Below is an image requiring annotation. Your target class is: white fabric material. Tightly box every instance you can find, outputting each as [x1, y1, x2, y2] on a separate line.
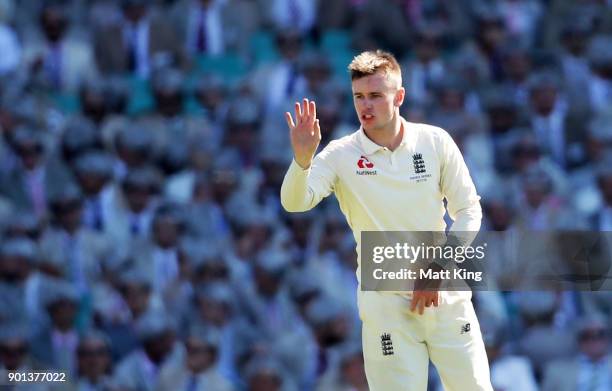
[123, 19, 150, 78]
[281, 119, 482, 284]
[186, 0, 225, 55]
[0, 23, 20, 74]
[281, 119, 490, 390]
[359, 290, 492, 391]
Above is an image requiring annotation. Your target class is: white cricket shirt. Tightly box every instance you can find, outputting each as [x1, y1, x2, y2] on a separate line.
[281, 118, 482, 289]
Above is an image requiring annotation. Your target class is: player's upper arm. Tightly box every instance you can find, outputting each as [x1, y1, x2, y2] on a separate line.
[437, 130, 482, 231]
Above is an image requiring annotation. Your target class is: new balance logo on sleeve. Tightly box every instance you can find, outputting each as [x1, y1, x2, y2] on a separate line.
[381, 333, 394, 356]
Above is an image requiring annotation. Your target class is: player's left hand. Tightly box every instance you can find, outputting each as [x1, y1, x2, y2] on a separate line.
[411, 264, 442, 314]
[410, 290, 439, 315]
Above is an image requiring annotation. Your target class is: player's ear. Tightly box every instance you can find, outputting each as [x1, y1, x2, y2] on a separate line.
[394, 86, 405, 107]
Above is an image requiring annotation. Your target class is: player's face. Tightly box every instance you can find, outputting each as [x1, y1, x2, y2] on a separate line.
[352, 72, 404, 132]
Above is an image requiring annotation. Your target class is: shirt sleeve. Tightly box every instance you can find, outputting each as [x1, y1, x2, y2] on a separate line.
[280, 145, 338, 213]
[438, 131, 482, 233]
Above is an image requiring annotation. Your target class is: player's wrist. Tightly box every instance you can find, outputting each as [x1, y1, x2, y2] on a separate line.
[294, 156, 312, 170]
[414, 264, 443, 291]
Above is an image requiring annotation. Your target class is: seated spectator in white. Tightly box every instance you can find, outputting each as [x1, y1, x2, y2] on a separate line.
[0, 238, 44, 325]
[112, 127, 156, 180]
[113, 310, 182, 391]
[498, 0, 542, 48]
[586, 35, 612, 115]
[514, 164, 580, 231]
[401, 25, 446, 108]
[481, 320, 538, 391]
[589, 157, 612, 231]
[241, 248, 302, 342]
[515, 291, 576, 378]
[59, 118, 103, 168]
[189, 282, 256, 386]
[559, 20, 593, 115]
[478, 87, 526, 175]
[351, 0, 412, 59]
[251, 28, 307, 115]
[2, 211, 42, 242]
[0, 322, 49, 391]
[526, 72, 576, 169]
[130, 205, 185, 295]
[39, 185, 116, 295]
[428, 76, 486, 140]
[192, 75, 228, 143]
[269, 0, 316, 37]
[136, 69, 214, 153]
[157, 326, 234, 391]
[77, 79, 123, 128]
[73, 330, 115, 390]
[455, 7, 508, 83]
[72, 151, 115, 232]
[105, 166, 161, 257]
[498, 43, 532, 108]
[316, 343, 368, 391]
[501, 132, 567, 207]
[243, 356, 297, 391]
[94, 0, 184, 79]
[170, 0, 230, 58]
[22, 0, 98, 92]
[568, 117, 612, 216]
[0, 0, 20, 76]
[299, 52, 334, 99]
[30, 279, 81, 376]
[97, 268, 163, 361]
[542, 315, 612, 391]
[1, 127, 73, 220]
[170, 173, 234, 252]
[299, 297, 353, 389]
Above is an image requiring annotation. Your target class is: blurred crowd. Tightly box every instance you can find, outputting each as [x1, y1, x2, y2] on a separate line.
[0, 0, 612, 390]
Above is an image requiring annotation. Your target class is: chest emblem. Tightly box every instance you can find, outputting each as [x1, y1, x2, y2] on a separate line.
[413, 153, 426, 174]
[357, 155, 374, 169]
[356, 155, 377, 176]
[410, 153, 431, 182]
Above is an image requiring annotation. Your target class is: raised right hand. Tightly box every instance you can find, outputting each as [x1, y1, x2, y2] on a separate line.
[285, 98, 321, 169]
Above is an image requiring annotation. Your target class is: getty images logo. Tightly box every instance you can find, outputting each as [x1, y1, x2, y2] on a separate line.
[356, 155, 377, 175]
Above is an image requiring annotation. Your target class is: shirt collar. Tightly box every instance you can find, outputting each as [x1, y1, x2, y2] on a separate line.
[357, 118, 410, 155]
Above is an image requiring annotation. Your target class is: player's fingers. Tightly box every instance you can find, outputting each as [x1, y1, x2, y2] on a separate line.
[418, 298, 425, 315]
[285, 112, 295, 130]
[303, 98, 310, 118]
[310, 100, 316, 123]
[410, 294, 418, 312]
[433, 293, 439, 307]
[295, 101, 302, 121]
[314, 119, 321, 138]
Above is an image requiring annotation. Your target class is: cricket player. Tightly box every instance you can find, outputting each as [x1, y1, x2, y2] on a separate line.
[280, 50, 493, 390]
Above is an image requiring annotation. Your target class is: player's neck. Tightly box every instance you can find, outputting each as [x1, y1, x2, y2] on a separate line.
[364, 114, 403, 151]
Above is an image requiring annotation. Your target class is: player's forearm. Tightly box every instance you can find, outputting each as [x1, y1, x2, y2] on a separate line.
[448, 201, 482, 234]
[280, 159, 317, 212]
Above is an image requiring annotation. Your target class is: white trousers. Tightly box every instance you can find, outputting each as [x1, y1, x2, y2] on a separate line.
[358, 291, 493, 391]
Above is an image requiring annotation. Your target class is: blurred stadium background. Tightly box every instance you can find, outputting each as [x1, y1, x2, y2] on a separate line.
[0, 0, 612, 390]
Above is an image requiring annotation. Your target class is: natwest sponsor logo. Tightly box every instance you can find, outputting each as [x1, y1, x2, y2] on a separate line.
[357, 155, 374, 169]
[356, 155, 377, 175]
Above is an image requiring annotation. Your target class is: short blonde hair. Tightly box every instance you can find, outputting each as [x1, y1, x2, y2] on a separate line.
[348, 50, 402, 85]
